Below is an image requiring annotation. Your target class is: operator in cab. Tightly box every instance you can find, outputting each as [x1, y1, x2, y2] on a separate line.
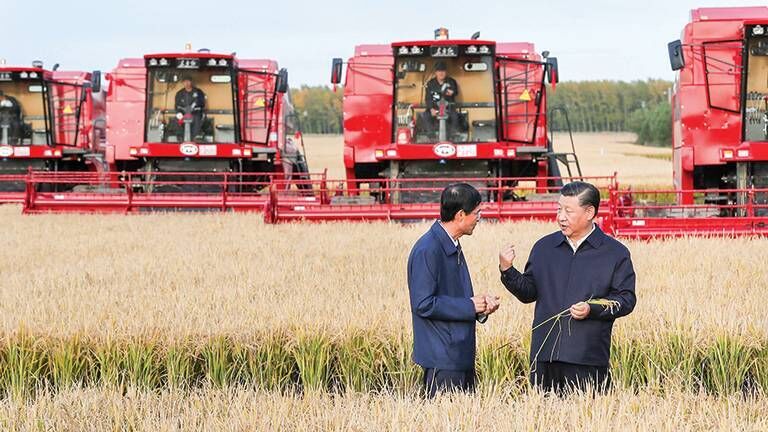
[419, 61, 460, 139]
[0, 90, 24, 145]
[174, 76, 206, 142]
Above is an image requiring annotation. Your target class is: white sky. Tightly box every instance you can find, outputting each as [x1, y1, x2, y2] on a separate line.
[4, 0, 767, 86]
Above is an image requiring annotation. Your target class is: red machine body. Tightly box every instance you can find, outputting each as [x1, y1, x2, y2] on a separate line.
[0, 66, 102, 173]
[104, 51, 302, 180]
[0, 64, 103, 201]
[670, 7, 768, 200]
[332, 32, 560, 193]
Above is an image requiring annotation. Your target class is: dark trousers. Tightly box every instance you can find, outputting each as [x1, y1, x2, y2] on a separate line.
[530, 361, 611, 394]
[422, 367, 475, 398]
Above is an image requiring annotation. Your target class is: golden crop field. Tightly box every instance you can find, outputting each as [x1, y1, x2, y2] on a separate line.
[0, 134, 765, 430]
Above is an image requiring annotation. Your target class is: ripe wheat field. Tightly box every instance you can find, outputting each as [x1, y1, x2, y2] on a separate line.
[0, 134, 765, 430]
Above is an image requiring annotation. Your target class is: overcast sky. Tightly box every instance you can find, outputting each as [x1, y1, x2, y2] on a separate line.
[4, 0, 767, 86]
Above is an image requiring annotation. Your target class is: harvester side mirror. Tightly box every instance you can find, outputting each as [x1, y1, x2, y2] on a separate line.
[331, 58, 343, 85]
[668, 40, 685, 71]
[276, 68, 289, 93]
[90, 70, 102, 93]
[546, 57, 559, 84]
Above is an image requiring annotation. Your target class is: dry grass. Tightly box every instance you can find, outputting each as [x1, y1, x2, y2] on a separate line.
[303, 132, 673, 187]
[0, 205, 764, 340]
[0, 387, 765, 431]
[0, 133, 759, 424]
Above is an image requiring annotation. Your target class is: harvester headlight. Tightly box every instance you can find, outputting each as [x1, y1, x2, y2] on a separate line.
[159, 58, 168, 66]
[53, 150, 61, 157]
[20, 72, 28, 78]
[139, 148, 150, 155]
[29, 72, 38, 79]
[466, 45, 478, 54]
[479, 45, 490, 54]
[232, 148, 242, 156]
[375, 150, 384, 158]
[218, 59, 227, 66]
[386, 149, 398, 157]
[149, 59, 158, 66]
[411, 46, 422, 54]
[754, 25, 765, 36]
[129, 148, 138, 156]
[722, 149, 734, 159]
[737, 149, 750, 158]
[506, 148, 516, 157]
[399, 46, 409, 55]
[43, 149, 53, 157]
[208, 59, 217, 66]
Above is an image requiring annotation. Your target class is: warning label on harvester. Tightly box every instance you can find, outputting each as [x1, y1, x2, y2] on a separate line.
[519, 89, 531, 101]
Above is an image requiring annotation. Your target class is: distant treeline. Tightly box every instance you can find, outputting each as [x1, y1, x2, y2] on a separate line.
[291, 79, 673, 146]
[548, 79, 673, 147]
[290, 86, 343, 134]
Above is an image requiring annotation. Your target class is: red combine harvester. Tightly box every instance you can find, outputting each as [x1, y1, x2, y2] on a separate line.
[0, 61, 103, 202]
[605, 6, 768, 237]
[21, 49, 311, 213]
[105, 49, 305, 188]
[259, 29, 599, 223]
[328, 28, 576, 203]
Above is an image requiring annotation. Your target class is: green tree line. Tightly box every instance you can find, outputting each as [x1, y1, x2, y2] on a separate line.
[548, 79, 673, 146]
[292, 80, 673, 146]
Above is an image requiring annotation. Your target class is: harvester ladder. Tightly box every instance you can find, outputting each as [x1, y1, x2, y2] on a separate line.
[547, 106, 583, 178]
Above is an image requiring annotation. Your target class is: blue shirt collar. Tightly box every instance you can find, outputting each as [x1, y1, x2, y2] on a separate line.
[430, 221, 460, 256]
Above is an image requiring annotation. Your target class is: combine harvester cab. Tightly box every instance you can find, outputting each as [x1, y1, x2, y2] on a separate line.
[0, 61, 102, 203]
[329, 29, 576, 201]
[606, 6, 768, 238]
[24, 49, 311, 213]
[266, 29, 610, 223]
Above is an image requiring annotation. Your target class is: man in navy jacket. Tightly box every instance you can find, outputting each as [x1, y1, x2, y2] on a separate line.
[408, 183, 500, 397]
[500, 181, 636, 394]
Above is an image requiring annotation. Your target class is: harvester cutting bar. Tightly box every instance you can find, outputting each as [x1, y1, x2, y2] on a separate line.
[265, 175, 618, 223]
[20, 171, 325, 214]
[0, 174, 28, 204]
[603, 187, 768, 239]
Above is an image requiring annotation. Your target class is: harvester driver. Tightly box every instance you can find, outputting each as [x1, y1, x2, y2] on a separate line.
[174, 76, 206, 142]
[419, 61, 460, 140]
[0, 90, 23, 145]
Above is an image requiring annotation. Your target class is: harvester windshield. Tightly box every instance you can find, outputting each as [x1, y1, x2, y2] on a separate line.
[393, 45, 496, 144]
[144, 57, 237, 144]
[0, 71, 86, 147]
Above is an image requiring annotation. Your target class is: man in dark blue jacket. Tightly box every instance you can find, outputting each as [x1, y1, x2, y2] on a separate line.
[499, 181, 636, 394]
[408, 183, 500, 398]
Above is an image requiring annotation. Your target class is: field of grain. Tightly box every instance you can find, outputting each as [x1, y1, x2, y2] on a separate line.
[2, 388, 766, 431]
[302, 132, 673, 186]
[0, 133, 763, 429]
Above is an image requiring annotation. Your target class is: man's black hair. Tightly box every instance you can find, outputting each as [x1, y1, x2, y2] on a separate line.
[440, 183, 481, 222]
[560, 181, 600, 216]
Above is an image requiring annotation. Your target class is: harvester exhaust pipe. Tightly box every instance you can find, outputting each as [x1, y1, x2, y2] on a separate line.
[1, 125, 8, 145]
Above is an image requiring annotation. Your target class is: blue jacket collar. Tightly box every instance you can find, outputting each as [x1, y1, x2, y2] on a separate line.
[430, 221, 460, 256]
[554, 223, 605, 249]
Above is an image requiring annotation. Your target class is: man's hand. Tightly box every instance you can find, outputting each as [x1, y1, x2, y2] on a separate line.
[471, 295, 488, 314]
[484, 295, 500, 315]
[570, 301, 590, 320]
[499, 245, 516, 271]
[430, 108, 438, 116]
[445, 88, 454, 97]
